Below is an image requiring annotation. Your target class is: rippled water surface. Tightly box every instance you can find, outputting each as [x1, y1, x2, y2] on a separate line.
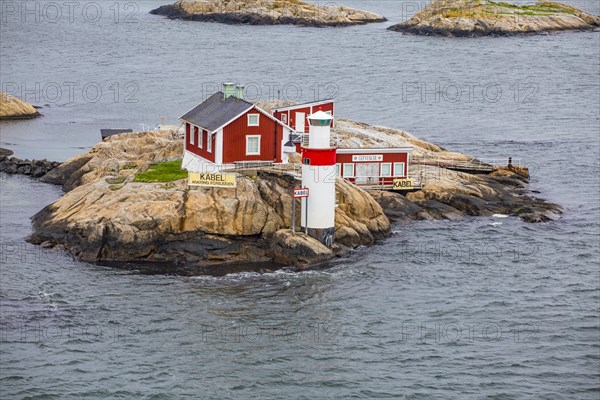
[1, 1, 599, 398]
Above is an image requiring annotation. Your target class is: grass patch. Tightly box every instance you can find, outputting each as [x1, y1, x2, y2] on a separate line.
[487, 1, 575, 14]
[133, 160, 187, 183]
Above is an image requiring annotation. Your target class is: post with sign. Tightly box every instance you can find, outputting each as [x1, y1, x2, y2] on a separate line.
[292, 188, 309, 234]
[392, 178, 414, 191]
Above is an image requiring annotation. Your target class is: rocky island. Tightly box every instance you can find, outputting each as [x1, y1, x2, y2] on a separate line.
[150, 0, 387, 27]
[25, 111, 561, 271]
[388, 0, 600, 37]
[0, 92, 41, 120]
[29, 131, 389, 269]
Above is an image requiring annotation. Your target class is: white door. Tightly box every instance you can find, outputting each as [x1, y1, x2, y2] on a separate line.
[355, 163, 379, 184]
[295, 112, 305, 133]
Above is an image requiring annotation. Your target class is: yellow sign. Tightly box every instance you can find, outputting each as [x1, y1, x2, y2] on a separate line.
[189, 172, 237, 188]
[393, 178, 414, 190]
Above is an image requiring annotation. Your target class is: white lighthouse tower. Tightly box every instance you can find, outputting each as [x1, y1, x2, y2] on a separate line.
[301, 111, 336, 247]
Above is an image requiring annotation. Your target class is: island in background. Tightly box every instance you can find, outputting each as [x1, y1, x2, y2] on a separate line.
[150, 0, 387, 27]
[388, 0, 600, 37]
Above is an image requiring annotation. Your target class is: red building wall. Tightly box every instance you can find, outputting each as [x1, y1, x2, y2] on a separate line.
[335, 152, 409, 185]
[222, 108, 284, 164]
[185, 122, 216, 163]
[274, 101, 335, 133]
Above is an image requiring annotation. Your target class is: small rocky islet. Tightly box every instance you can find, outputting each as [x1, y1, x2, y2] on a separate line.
[19, 110, 561, 271]
[0, 92, 41, 120]
[388, 0, 600, 36]
[150, 0, 387, 27]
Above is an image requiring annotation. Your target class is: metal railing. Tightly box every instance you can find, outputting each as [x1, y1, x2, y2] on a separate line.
[298, 131, 339, 148]
[219, 161, 302, 180]
[343, 176, 423, 191]
[411, 156, 495, 173]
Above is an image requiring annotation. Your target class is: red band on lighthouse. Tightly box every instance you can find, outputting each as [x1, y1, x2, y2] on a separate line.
[302, 148, 336, 166]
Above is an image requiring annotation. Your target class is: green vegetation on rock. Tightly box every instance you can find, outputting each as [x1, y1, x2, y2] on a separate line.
[488, 1, 574, 14]
[133, 160, 187, 183]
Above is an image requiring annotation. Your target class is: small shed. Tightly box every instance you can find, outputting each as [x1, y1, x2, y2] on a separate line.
[100, 129, 133, 140]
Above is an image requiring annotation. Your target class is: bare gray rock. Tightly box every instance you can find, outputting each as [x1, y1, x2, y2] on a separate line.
[389, 0, 600, 37]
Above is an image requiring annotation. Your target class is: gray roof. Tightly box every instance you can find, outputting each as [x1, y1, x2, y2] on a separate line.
[180, 92, 254, 132]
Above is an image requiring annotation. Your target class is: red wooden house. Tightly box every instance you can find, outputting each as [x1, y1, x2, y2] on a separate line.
[180, 83, 295, 172]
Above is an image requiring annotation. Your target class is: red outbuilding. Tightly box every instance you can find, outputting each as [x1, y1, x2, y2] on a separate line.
[335, 148, 413, 187]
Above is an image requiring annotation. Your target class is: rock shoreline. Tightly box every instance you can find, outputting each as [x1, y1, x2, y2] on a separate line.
[150, 0, 387, 27]
[388, 0, 600, 37]
[0, 148, 61, 178]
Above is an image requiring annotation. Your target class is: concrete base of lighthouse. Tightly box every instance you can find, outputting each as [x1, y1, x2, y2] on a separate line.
[301, 226, 335, 247]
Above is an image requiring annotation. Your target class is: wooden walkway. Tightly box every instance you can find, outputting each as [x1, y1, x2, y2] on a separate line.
[411, 157, 495, 174]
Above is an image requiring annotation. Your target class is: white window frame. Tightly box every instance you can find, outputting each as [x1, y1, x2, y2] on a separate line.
[207, 132, 212, 153]
[190, 125, 195, 145]
[281, 114, 287, 124]
[198, 128, 203, 149]
[343, 163, 355, 178]
[246, 135, 261, 156]
[393, 162, 405, 177]
[247, 114, 260, 127]
[335, 163, 341, 177]
[380, 162, 392, 177]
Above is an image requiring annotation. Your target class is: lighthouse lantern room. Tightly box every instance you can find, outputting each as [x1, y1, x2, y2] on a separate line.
[301, 111, 337, 247]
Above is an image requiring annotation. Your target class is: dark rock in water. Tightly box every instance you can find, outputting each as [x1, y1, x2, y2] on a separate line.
[0, 149, 61, 178]
[0, 148, 14, 157]
[367, 190, 432, 221]
[150, 4, 188, 19]
[416, 199, 466, 221]
[519, 209, 562, 223]
[270, 229, 334, 268]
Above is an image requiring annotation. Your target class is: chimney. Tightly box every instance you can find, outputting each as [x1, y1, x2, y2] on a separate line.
[222, 82, 235, 100]
[235, 85, 244, 100]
